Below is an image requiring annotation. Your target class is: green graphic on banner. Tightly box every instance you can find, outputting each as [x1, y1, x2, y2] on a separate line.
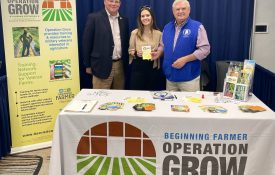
[77, 156, 156, 175]
[42, 0, 72, 21]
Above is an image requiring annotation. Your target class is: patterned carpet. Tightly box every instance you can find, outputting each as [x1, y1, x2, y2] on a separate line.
[0, 148, 50, 175]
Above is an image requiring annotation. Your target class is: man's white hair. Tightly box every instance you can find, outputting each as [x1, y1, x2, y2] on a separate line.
[172, 0, 190, 8]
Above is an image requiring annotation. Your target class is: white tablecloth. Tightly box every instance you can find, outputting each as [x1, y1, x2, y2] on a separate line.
[49, 89, 275, 175]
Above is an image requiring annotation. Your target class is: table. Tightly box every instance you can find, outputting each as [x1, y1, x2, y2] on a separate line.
[49, 89, 275, 175]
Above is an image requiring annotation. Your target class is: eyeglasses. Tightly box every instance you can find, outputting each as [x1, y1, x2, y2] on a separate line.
[140, 5, 151, 11]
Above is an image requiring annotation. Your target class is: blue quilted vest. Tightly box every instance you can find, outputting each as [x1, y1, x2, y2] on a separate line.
[162, 17, 201, 82]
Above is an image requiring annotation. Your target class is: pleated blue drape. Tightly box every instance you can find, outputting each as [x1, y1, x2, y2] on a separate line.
[253, 65, 275, 111]
[0, 75, 11, 158]
[0, 7, 6, 76]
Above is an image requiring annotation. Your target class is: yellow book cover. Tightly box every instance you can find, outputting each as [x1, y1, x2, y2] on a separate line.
[142, 45, 152, 60]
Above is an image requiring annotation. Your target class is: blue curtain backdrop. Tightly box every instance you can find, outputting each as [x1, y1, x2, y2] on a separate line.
[0, 7, 6, 76]
[0, 0, 254, 90]
[76, 0, 254, 90]
[0, 75, 11, 158]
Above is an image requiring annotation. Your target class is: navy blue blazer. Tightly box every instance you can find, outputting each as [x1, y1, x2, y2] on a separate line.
[83, 9, 129, 79]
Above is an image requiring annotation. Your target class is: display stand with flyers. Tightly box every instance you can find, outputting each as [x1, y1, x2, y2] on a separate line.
[222, 60, 255, 101]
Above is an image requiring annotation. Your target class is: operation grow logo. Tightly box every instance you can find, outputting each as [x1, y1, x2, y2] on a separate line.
[76, 121, 156, 175]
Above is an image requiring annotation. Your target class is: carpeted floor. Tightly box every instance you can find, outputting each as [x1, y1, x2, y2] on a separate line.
[0, 147, 51, 175]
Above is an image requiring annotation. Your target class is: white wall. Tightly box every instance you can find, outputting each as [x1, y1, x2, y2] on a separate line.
[252, 0, 275, 73]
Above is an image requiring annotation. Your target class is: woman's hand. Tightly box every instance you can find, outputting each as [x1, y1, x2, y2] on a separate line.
[129, 50, 135, 57]
[136, 51, 143, 57]
[151, 48, 164, 61]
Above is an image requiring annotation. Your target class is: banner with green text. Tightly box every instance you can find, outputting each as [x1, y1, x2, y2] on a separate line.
[1, 0, 80, 153]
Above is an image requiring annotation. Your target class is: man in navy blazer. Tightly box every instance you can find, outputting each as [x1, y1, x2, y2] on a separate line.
[83, 0, 129, 89]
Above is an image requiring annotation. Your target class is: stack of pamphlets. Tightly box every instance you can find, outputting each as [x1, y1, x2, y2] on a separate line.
[133, 103, 155, 111]
[239, 105, 266, 113]
[199, 105, 227, 113]
[185, 96, 202, 103]
[171, 105, 190, 112]
[98, 102, 124, 111]
[151, 91, 175, 100]
[125, 97, 146, 103]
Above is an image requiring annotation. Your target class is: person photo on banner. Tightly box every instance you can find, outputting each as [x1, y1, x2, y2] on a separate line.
[128, 5, 162, 90]
[20, 29, 33, 57]
[152, 0, 210, 92]
[83, 0, 129, 89]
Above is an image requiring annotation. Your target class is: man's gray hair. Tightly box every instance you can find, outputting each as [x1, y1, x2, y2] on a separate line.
[172, 0, 190, 8]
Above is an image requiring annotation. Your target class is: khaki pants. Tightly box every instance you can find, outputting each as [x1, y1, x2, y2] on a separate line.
[166, 76, 200, 92]
[92, 60, 125, 89]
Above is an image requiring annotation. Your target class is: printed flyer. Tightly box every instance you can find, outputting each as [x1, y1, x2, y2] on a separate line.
[1, 0, 80, 152]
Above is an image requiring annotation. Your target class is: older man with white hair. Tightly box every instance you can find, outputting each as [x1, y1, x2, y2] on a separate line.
[153, 0, 210, 92]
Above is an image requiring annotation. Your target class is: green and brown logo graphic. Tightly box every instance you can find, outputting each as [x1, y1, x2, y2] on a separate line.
[42, 0, 72, 21]
[77, 121, 156, 175]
